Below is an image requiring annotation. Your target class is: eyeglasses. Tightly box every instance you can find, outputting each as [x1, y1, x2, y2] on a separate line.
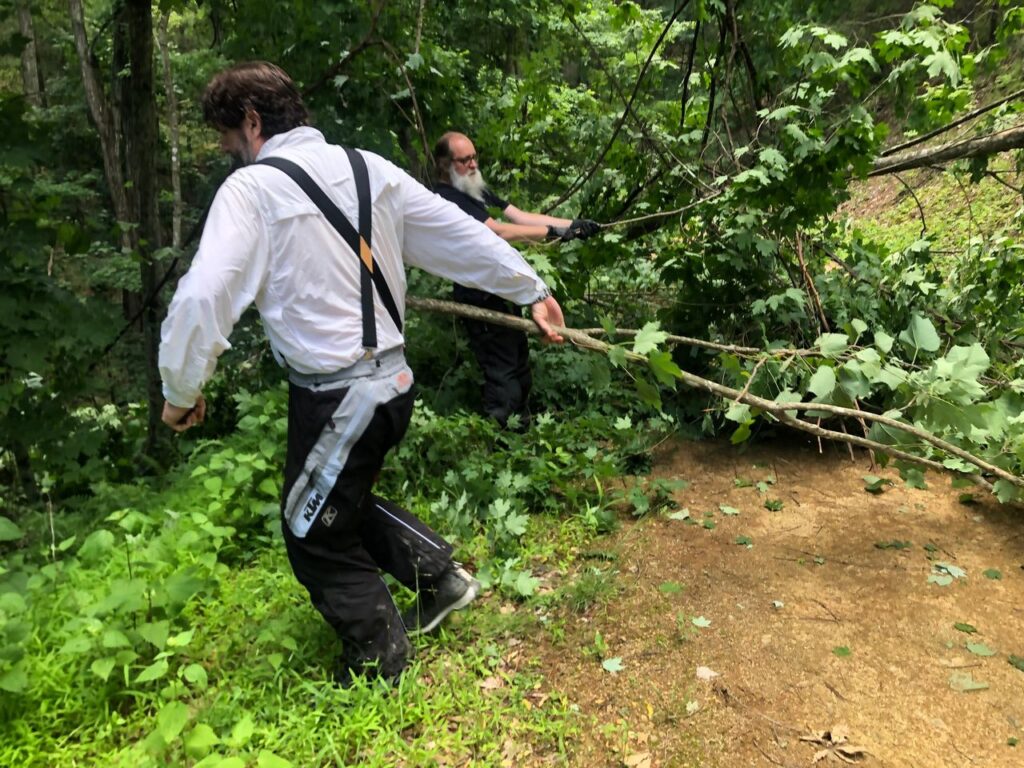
[451, 153, 478, 166]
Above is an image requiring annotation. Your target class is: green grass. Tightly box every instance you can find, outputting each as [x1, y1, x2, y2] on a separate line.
[0, 393, 662, 767]
[3, 544, 584, 767]
[844, 158, 1023, 261]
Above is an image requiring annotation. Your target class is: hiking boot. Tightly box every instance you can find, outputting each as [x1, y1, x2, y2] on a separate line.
[403, 564, 480, 636]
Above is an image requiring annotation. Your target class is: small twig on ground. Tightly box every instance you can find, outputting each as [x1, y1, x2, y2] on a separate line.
[811, 599, 842, 623]
[752, 738, 796, 768]
[824, 681, 848, 702]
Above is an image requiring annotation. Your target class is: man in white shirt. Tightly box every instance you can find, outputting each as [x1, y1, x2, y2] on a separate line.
[159, 62, 565, 685]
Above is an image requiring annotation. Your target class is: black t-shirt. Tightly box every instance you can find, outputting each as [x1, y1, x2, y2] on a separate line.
[434, 183, 510, 223]
[434, 183, 517, 308]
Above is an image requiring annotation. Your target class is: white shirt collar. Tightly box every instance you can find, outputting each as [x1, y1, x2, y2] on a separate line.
[256, 126, 327, 160]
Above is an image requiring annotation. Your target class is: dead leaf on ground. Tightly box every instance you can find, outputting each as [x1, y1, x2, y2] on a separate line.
[695, 665, 719, 681]
[479, 676, 505, 691]
[799, 725, 869, 764]
[623, 752, 652, 768]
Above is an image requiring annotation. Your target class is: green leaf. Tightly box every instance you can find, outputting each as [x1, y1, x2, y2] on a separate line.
[953, 622, 978, 634]
[832, 646, 852, 658]
[602, 657, 624, 673]
[764, 499, 784, 512]
[513, 571, 540, 597]
[91, 657, 117, 681]
[807, 366, 837, 398]
[102, 629, 131, 649]
[227, 715, 255, 749]
[659, 581, 684, 595]
[773, 389, 802, 417]
[719, 504, 740, 516]
[504, 511, 529, 536]
[607, 346, 627, 368]
[823, 31, 847, 49]
[935, 563, 967, 579]
[874, 330, 894, 354]
[735, 535, 753, 547]
[923, 50, 960, 84]
[725, 402, 751, 423]
[899, 315, 940, 354]
[258, 753, 295, 768]
[0, 665, 28, 693]
[729, 421, 752, 445]
[156, 701, 191, 743]
[184, 724, 220, 760]
[966, 642, 996, 657]
[993, 480, 1020, 504]
[1010, 656, 1024, 673]
[165, 567, 207, 610]
[983, 569, 1002, 580]
[691, 616, 711, 628]
[139, 621, 170, 650]
[182, 663, 208, 689]
[648, 350, 682, 386]
[0, 516, 24, 542]
[863, 475, 888, 494]
[632, 322, 668, 355]
[136, 658, 169, 683]
[167, 629, 195, 648]
[949, 672, 989, 692]
[79, 529, 116, 562]
[815, 333, 849, 358]
[634, 378, 662, 411]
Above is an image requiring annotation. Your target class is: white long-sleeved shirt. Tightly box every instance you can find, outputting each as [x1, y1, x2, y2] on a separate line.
[159, 127, 549, 407]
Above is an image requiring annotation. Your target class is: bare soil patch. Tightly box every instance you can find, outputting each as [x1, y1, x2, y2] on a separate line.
[535, 437, 1024, 767]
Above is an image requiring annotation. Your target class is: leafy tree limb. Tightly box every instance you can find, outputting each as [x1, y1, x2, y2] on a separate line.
[407, 296, 1021, 494]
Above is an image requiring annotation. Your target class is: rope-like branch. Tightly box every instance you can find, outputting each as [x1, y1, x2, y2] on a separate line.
[406, 296, 1023, 493]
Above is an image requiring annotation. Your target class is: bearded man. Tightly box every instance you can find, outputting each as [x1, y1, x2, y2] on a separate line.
[432, 131, 600, 427]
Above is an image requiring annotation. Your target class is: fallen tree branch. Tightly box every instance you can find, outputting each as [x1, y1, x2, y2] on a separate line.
[868, 123, 1024, 177]
[407, 296, 1020, 494]
[880, 86, 1024, 157]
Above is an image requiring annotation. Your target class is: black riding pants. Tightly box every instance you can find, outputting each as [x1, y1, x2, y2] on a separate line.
[453, 284, 532, 427]
[280, 356, 452, 678]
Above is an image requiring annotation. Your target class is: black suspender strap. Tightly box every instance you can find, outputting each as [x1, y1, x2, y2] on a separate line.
[257, 150, 403, 351]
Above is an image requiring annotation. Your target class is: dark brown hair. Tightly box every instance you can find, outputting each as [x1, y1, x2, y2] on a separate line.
[202, 61, 309, 138]
[432, 131, 460, 183]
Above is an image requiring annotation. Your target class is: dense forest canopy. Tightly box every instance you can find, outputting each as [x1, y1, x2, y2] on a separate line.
[0, 1, 1022, 760]
[3, 0, 1021, 496]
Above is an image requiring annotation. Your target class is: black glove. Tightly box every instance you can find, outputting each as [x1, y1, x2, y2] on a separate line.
[569, 219, 601, 240]
[546, 224, 572, 241]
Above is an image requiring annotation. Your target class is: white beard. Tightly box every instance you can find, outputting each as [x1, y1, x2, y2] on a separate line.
[451, 169, 488, 202]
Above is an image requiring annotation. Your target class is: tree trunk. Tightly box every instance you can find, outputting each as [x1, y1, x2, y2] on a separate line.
[157, 14, 182, 249]
[121, 0, 166, 455]
[16, 1, 44, 107]
[69, 0, 129, 230]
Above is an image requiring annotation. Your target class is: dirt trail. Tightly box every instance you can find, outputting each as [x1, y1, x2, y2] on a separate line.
[536, 437, 1024, 767]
